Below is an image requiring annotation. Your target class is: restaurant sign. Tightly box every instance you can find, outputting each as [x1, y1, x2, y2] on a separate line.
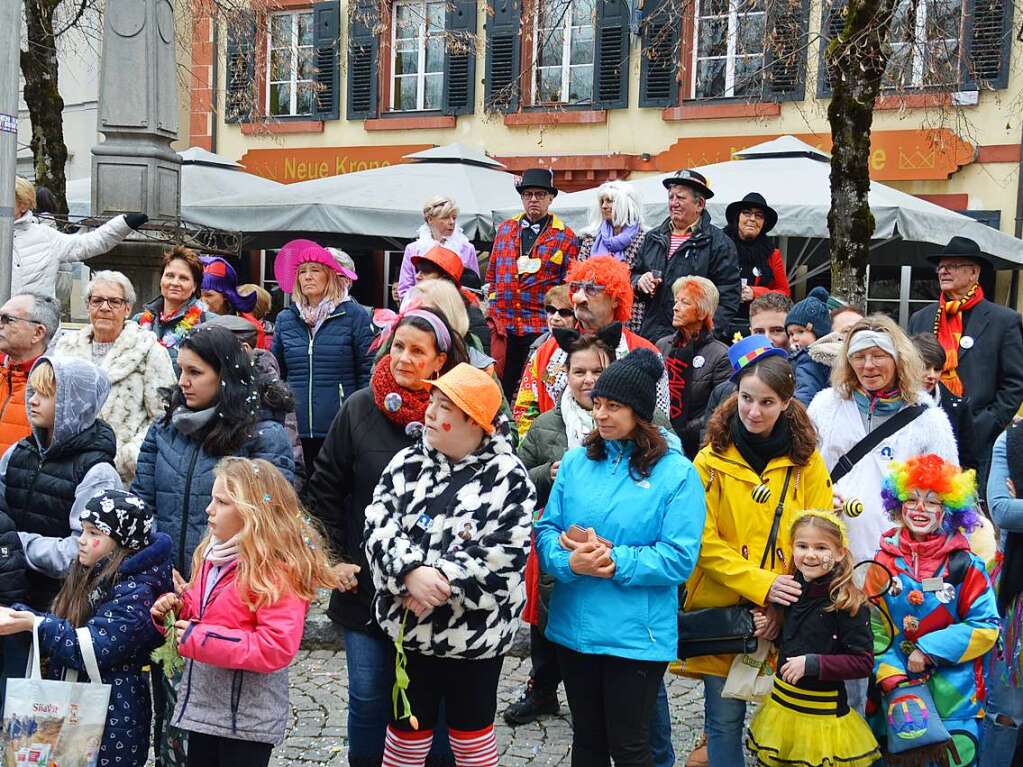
[238, 144, 433, 184]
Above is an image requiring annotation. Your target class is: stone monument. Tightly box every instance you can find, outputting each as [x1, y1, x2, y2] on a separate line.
[88, 0, 182, 310]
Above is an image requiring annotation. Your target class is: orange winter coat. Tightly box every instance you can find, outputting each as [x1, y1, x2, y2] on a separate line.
[0, 355, 39, 456]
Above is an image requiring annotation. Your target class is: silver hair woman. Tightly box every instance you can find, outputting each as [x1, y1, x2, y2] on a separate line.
[578, 180, 647, 331]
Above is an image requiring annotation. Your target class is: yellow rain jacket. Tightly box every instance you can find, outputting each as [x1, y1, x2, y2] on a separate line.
[676, 442, 833, 678]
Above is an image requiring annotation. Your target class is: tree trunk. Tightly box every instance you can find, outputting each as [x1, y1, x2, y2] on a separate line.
[825, 0, 902, 310]
[20, 0, 69, 215]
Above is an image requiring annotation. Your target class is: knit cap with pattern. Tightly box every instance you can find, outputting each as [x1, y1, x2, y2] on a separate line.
[785, 286, 833, 337]
[590, 347, 664, 422]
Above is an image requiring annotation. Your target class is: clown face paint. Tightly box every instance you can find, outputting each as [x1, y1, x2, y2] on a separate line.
[901, 490, 945, 538]
[791, 524, 844, 582]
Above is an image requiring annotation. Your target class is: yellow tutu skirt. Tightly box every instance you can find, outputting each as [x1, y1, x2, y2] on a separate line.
[746, 678, 880, 767]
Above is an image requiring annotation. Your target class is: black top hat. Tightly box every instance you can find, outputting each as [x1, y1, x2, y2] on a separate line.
[661, 169, 714, 199]
[925, 236, 991, 267]
[515, 168, 558, 197]
[725, 192, 778, 235]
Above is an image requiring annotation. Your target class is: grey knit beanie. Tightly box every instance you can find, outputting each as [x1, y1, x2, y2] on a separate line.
[590, 348, 663, 422]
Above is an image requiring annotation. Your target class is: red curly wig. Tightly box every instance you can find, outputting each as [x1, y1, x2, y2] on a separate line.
[566, 255, 633, 324]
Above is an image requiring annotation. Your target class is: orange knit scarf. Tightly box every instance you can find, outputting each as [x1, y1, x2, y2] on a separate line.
[932, 283, 983, 396]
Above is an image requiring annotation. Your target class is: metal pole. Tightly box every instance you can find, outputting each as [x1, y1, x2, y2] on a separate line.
[0, 2, 21, 305]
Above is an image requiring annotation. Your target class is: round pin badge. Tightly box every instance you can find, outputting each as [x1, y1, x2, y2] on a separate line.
[384, 392, 403, 412]
[936, 583, 956, 604]
[693, 355, 706, 369]
[752, 267, 761, 277]
[960, 336, 974, 350]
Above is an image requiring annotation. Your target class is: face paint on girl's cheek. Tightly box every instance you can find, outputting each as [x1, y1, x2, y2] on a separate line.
[820, 551, 834, 571]
[92, 540, 100, 549]
[441, 422, 452, 432]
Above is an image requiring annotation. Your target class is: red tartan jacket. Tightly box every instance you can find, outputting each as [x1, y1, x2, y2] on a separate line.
[486, 214, 578, 336]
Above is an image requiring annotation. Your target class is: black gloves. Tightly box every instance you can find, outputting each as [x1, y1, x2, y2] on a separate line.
[124, 212, 149, 230]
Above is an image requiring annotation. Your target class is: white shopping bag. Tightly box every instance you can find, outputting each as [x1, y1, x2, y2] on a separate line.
[721, 638, 774, 702]
[2, 618, 111, 767]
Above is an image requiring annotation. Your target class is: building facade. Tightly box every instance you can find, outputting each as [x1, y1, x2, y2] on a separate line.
[186, 0, 1020, 314]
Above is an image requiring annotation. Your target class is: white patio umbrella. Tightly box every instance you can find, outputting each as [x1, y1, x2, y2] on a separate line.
[541, 136, 1023, 270]
[179, 143, 521, 246]
[65, 146, 286, 219]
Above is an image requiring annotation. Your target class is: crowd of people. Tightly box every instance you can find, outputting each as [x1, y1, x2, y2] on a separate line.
[3, 167, 1023, 767]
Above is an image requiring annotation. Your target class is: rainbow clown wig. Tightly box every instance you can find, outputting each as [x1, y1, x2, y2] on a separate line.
[566, 255, 633, 324]
[880, 453, 980, 535]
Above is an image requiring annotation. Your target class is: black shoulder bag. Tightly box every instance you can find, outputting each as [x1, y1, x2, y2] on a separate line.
[677, 467, 793, 659]
[829, 404, 927, 483]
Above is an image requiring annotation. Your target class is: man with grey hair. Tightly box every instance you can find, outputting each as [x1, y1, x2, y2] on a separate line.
[54, 270, 174, 482]
[0, 292, 60, 455]
[633, 169, 741, 344]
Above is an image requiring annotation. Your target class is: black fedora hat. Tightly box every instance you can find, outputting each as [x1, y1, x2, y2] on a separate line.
[725, 192, 778, 235]
[661, 169, 714, 199]
[515, 168, 558, 197]
[925, 236, 992, 267]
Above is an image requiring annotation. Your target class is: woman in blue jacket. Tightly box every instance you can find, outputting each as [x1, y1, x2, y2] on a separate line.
[536, 348, 705, 767]
[272, 240, 373, 475]
[130, 325, 294, 765]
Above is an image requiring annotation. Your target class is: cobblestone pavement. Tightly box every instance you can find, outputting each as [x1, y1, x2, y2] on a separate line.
[276, 649, 708, 766]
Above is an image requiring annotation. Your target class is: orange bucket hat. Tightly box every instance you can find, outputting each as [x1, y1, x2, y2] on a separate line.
[424, 363, 502, 433]
[411, 245, 464, 284]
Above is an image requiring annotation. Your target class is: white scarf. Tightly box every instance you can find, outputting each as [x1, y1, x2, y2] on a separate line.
[413, 223, 472, 258]
[560, 386, 595, 449]
[204, 534, 241, 567]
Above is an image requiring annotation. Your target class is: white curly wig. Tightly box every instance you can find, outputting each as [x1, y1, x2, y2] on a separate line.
[582, 179, 645, 236]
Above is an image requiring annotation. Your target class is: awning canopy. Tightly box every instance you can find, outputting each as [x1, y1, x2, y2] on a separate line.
[541, 136, 1023, 269]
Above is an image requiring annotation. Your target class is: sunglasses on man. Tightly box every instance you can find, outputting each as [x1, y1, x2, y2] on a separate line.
[545, 305, 575, 318]
[568, 280, 607, 298]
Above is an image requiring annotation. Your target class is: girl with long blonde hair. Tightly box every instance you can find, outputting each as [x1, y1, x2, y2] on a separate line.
[151, 457, 336, 767]
[745, 510, 879, 767]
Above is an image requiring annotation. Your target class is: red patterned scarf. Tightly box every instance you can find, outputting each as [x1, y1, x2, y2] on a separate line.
[371, 355, 431, 428]
[933, 283, 983, 396]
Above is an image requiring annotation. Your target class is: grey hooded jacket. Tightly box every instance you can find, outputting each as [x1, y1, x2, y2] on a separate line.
[0, 356, 123, 578]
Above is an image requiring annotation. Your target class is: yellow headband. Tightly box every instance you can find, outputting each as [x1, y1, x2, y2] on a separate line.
[792, 509, 849, 548]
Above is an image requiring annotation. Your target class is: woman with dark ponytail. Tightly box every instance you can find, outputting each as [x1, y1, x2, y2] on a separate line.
[678, 335, 832, 765]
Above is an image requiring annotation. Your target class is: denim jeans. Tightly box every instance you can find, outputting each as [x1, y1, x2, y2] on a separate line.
[650, 680, 676, 767]
[701, 675, 747, 767]
[980, 665, 1023, 767]
[343, 628, 452, 766]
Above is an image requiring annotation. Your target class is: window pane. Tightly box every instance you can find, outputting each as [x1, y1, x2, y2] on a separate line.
[733, 55, 763, 95]
[298, 48, 316, 80]
[927, 0, 962, 40]
[697, 17, 728, 58]
[425, 73, 443, 109]
[297, 12, 314, 46]
[270, 49, 293, 81]
[538, 30, 564, 67]
[695, 58, 726, 97]
[394, 75, 419, 109]
[395, 48, 419, 76]
[426, 35, 445, 72]
[296, 83, 315, 114]
[537, 67, 562, 101]
[736, 0, 764, 12]
[571, 0, 595, 26]
[395, 4, 417, 38]
[568, 64, 593, 102]
[270, 82, 291, 115]
[540, 0, 571, 29]
[427, 1, 445, 30]
[867, 266, 901, 299]
[890, 0, 914, 42]
[570, 26, 593, 65]
[270, 16, 292, 45]
[700, 0, 729, 16]
[883, 42, 911, 88]
[923, 39, 959, 85]
[737, 13, 765, 55]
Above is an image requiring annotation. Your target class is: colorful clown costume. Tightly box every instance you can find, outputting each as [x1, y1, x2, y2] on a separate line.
[869, 526, 1000, 766]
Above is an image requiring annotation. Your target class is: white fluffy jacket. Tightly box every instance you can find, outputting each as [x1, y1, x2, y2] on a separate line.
[55, 320, 175, 482]
[11, 213, 132, 297]
[807, 387, 958, 562]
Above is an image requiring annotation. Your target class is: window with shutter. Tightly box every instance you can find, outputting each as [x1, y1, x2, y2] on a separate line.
[313, 2, 341, 119]
[443, 0, 478, 114]
[266, 11, 317, 117]
[639, 0, 679, 106]
[594, 0, 630, 108]
[883, 0, 963, 89]
[533, 0, 596, 104]
[347, 0, 380, 119]
[391, 0, 447, 110]
[225, 12, 257, 123]
[764, 0, 808, 100]
[484, 0, 523, 112]
[816, 0, 847, 97]
[691, 0, 766, 98]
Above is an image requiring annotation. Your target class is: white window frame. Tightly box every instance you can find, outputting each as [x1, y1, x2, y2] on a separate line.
[887, 0, 963, 89]
[531, 0, 595, 105]
[690, 0, 765, 99]
[266, 11, 315, 117]
[390, 0, 446, 112]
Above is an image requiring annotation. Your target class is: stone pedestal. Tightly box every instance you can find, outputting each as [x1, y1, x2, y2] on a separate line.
[92, 0, 181, 220]
[85, 240, 170, 314]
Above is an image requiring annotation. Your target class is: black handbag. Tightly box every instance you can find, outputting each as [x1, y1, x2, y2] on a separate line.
[676, 467, 793, 659]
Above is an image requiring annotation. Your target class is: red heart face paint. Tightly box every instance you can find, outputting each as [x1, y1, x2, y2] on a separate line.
[441, 422, 452, 432]
[92, 540, 101, 549]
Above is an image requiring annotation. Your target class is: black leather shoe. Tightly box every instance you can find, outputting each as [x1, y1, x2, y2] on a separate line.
[502, 685, 560, 725]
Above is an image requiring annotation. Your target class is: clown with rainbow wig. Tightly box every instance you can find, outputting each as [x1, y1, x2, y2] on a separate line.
[868, 453, 999, 765]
